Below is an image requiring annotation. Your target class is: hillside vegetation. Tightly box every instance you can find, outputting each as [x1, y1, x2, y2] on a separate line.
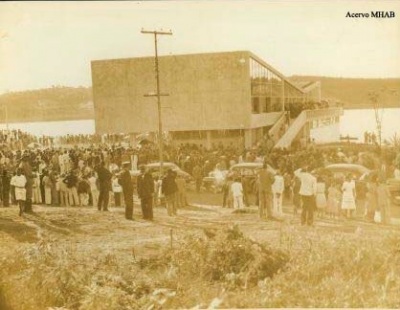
[0, 86, 94, 123]
[0, 77, 399, 123]
[290, 76, 400, 109]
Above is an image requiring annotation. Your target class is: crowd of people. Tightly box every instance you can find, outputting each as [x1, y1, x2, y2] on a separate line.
[218, 145, 399, 226]
[0, 128, 399, 226]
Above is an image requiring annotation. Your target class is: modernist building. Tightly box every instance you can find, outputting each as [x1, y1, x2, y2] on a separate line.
[91, 51, 335, 148]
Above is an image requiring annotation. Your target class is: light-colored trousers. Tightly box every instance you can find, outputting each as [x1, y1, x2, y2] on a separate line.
[233, 195, 244, 209]
[45, 187, 52, 205]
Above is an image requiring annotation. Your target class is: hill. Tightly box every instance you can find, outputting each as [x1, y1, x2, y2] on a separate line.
[0, 77, 399, 124]
[290, 76, 400, 109]
[0, 86, 94, 123]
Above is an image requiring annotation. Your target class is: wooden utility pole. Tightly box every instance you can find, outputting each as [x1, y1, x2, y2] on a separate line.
[141, 28, 172, 176]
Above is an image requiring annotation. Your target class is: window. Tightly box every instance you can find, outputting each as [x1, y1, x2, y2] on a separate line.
[252, 97, 260, 114]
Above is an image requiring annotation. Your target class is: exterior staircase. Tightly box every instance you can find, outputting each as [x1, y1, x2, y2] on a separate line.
[274, 107, 343, 149]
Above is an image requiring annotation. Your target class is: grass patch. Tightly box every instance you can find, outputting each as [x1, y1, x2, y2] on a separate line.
[1, 226, 400, 309]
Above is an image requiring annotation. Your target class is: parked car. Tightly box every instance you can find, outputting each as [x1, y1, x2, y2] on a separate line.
[203, 162, 276, 193]
[228, 162, 276, 177]
[130, 162, 193, 182]
[313, 163, 372, 198]
[202, 169, 229, 193]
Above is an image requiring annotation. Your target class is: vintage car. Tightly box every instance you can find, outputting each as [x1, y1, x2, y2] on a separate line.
[130, 162, 193, 182]
[313, 163, 372, 198]
[202, 162, 276, 193]
[315, 163, 371, 179]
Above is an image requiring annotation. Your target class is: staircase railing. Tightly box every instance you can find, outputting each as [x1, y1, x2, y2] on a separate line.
[273, 107, 343, 149]
[274, 111, 307, 149]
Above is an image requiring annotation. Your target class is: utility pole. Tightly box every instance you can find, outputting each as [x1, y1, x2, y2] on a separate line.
[5, 104, 8, 130]
[141, 28, 172, 177]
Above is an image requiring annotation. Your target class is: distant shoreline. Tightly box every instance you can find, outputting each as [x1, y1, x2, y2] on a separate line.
[343, 105, 400, 110]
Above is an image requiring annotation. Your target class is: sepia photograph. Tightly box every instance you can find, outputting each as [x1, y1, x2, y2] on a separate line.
[0, 1, 400, 309]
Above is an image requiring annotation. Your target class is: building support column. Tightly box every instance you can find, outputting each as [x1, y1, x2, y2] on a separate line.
[206, 130, 212, 150]
[244, 129, 252, 149]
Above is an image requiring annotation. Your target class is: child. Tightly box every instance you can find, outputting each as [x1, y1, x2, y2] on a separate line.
[341, 174, 356, 219]
[77, 176, 91, 206]
[10, 168, 27, 216]
[272, 170, 284, 216]
[231, 178, 244, 209]
[112, 174, 122, 207]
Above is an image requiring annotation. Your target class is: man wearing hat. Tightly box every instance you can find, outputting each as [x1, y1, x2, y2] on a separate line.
[20, 155, 33, 213]
[95, 161, 112, 211]
[137, 165, 154, 220]
[118, 162, 134, 220]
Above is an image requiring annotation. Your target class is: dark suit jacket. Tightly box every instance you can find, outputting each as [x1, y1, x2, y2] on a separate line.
[118, 170, 133, 195]
[137, 172, 154, 198]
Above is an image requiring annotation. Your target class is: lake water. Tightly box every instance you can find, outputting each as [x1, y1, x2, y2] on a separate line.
[340, 108, 400, 142]
[0, 119, 96, 136]
[0, 108, 399, 143]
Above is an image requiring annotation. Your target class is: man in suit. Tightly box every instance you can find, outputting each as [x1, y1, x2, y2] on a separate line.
[118, 162, 134, 220]
[162, 169, 178, 216]
[20, 155, 33, 213]
[137, 165, 154, 220]
[257, 163, 275, 220]
[95, 161, 112, 211]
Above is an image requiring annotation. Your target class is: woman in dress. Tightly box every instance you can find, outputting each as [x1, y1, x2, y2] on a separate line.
[341, 174, 356, 218]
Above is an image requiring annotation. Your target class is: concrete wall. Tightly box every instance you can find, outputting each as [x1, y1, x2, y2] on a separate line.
[310, 123, 341, 144]
[250, 112, 282, 128]
[92, 51, 252, 134]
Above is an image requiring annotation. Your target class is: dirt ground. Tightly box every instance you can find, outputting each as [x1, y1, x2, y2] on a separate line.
[1, 191, 400, 264]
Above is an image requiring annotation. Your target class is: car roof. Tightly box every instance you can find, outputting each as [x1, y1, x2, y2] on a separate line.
[231, 162, 263, 169]
[230, 162, 276, 173]
[146, 162, 176, 168]
[324, 164, 370, 174]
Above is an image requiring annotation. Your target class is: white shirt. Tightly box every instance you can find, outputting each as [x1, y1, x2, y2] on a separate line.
[88, 176, 98, 191]
[11, 175, 27, 188]
[112, 178, 122, 193]
[231, 182, 243, 197]
[272, 175, 284, 194]
[294, 169, 317, 196]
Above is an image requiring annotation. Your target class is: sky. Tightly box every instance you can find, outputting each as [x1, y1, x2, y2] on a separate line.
[0, 0, 400, 94]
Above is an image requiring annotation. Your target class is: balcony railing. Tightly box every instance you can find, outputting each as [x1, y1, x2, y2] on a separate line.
[305, 107, 343, 121]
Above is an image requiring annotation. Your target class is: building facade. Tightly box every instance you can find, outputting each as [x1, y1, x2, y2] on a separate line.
[91, 51, 323, 148]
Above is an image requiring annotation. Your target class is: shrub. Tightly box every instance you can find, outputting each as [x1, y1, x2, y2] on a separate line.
[161, 225, 289, 287]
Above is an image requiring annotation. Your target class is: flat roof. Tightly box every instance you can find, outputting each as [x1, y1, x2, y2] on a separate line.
[92, 50, 313, 94]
